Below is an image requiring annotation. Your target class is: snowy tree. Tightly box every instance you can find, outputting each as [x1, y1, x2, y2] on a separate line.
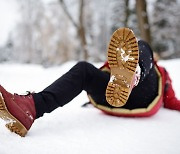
[1, 0, 179, 64]
[59, 0, 89, 60]
[109, 0, 130, 33]
[39, 1, 77, 65]
[9, 0, 78, 65]
[11, 0, 45, 63]
[89, 0, 134, 61]
[151, 0, 180, 58]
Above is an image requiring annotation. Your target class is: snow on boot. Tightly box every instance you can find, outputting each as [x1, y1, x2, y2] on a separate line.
[106, 27, 140, 107]
[0, 85, 36, 137]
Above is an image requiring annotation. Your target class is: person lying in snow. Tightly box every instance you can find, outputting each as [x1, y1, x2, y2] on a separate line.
[0, 28, 180, 137]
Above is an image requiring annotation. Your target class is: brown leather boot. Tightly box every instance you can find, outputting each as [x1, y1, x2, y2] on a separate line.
[106, 27, 140, 107]
[0, 85, 36, 137]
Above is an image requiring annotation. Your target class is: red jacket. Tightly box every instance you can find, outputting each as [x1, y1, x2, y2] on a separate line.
[88, 61, 180, 117]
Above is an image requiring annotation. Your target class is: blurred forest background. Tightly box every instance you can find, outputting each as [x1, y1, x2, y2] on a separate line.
[0, 0, 180, 66]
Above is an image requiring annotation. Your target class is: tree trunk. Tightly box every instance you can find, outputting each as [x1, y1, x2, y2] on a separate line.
[124, 0, 130, 27]
[136, 0, 151, 45]
[78, 0, 88, 60]
[59, 0, 88, 60]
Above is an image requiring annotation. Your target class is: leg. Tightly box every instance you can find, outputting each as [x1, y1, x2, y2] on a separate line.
[0, 61, 109, 136]
[138, 40, 154, 82]
[122, 40, 158, 109]
[33, 61, 110, 118]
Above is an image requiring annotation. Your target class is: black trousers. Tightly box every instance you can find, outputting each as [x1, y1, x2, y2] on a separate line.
[33, 40, 158, 118]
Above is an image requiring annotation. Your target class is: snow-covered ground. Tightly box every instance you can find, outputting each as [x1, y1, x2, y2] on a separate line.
[0, 59, 180, 154]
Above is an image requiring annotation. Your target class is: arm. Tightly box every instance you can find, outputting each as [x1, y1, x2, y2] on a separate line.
[163, 69, 180, 111]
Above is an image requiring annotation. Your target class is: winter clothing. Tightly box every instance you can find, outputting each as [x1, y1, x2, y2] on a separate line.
[89, 61, 160, 117]
[88, 39, 180, 116]
[0, 85, 36, 136]
[89, 60, 180, 117]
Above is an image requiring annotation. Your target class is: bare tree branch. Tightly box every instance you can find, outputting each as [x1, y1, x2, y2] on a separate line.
[59, 0, 79, 29]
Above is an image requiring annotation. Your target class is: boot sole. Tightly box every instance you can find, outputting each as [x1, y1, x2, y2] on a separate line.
[106, 28, 139, 107]
[0, 92, 27, 137]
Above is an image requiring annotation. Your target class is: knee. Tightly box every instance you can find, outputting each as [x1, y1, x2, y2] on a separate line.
[74, 61, 94, 76]
[76, 61, 91, 68]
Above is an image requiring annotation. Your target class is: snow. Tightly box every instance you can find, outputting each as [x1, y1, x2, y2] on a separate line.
[0, 59, 180, 154]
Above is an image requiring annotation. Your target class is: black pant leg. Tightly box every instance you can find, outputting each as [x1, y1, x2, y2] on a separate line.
[33, 61, 109, 118]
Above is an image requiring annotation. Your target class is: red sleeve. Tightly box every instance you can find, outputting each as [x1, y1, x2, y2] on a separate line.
[162, 67, 180, 111]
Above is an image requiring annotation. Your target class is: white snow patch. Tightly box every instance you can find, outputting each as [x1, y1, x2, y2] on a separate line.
[121, 48, 134, 62]
[109, 75, 116, 83]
